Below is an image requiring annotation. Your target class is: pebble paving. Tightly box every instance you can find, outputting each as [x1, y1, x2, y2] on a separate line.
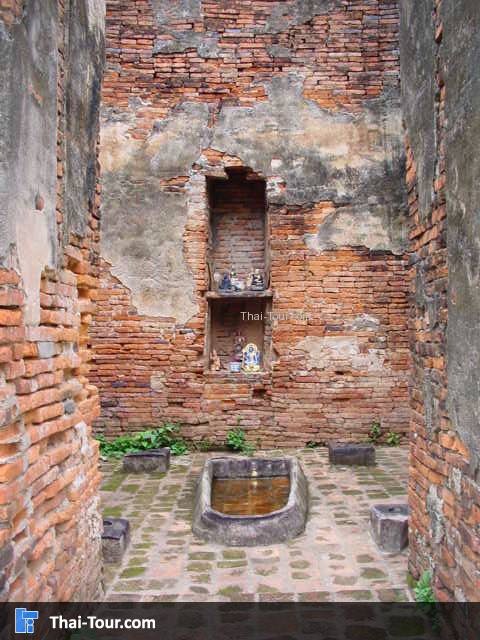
[101, 447, 410, 602]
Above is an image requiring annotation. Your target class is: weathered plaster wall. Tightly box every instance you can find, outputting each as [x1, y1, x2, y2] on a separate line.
[64, 0, 105, 240]
[93, 0, 410, 445]
[443, 0, 480, 473]
[0, 0, 58, 325]
[0, 0, 104, 601]
[400, 0, 480, 601]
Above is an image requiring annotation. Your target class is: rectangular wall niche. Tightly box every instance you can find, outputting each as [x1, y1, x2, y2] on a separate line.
[205, 168, 271, 374]
[207, 168, 268, 285]
[208, 299, 272, 372]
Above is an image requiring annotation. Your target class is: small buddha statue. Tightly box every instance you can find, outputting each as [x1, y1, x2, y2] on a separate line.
[249, 269, 265, 291]
[233, 330, 246, 362]
[230, 267, 242, 291]
[213, 271, 222, 289]
[241, 342, 261, 373]
[219, 272, 232, 291]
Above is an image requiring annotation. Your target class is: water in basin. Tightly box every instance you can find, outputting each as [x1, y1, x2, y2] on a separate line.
[211, 476, 290, 516]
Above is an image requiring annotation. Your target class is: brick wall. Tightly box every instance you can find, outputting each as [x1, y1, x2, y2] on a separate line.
[401, 0, 480, 601]
[0, 0, 104, 601]
[93, 0, 410, 446]
[102, 0, 400, 109]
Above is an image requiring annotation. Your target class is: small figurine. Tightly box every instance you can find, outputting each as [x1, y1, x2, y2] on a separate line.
[230, 267, 242, 291]
[242, 342, 261, 373]
[233, 330, 246, 362]
[219, 272, 232, 291]
[249, 269, 265, 291]
[236, 278, 246, 291]
[213, 271, 222, 289]
[210, 349, 221, 371]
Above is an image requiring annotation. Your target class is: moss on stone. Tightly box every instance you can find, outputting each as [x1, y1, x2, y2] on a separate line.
[334, 575, 357, 586]
[120, 567, 146, 578]
[361, 567, 387, 580]
[187, 562, 212, 572]
[356, 554, 375, 564]
[122, 484, 141, 493]
[289, 560, 310, 569]
[103, 506, 123, 517]
[257, 584, 280, 594]
[222, 549, 246, 560]
[217, 560, 247, 568]
[218, 585, 244, 598]
[189, 551, 216, 560]
[102, 475, 126, 491]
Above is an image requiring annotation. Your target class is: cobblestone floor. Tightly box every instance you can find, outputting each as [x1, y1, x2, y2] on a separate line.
[101, 447, 410, 602]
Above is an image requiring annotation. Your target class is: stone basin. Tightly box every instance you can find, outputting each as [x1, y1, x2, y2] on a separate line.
[192, 456, 308, 546]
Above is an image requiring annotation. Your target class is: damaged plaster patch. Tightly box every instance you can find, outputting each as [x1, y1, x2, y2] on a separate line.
[305, 205, 403, 254]
[101, 102, 210, 178]
[0, 0, 58, 324]
[259, 0, 343, 34]
[151, 0, 201, 25]
[351, 315, 380, 331]
[101, 187, 197, 323]
[153, 32, 219, 57]
[151, 0, 212, 56]
[148, 103, 211, 176]
[426, 485, 444, 544]
[211, 75, 407, 252]
[399, 0, 436, 221]
[86, 0, 105, 30]
[294, 336, 385, 372]
[16, 212, 52, 325]
[64, 0, 105, 240]
[100, 103, 210, 322]
[99, 119, 140, 174]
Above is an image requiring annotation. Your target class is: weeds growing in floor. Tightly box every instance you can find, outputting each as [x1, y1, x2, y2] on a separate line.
[97, 423, 188, 459]
[226, 428, 256, 455]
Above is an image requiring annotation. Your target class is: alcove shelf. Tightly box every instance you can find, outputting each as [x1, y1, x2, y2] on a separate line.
[205, 167, 271, 374]
[205, 289, 273, 300]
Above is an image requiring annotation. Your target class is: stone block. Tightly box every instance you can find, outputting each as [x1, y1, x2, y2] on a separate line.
[370, 503, 409, 553]
[328, 442, 376, 466]
[102, 518, 130, 563]
[122, 447, 170, 473]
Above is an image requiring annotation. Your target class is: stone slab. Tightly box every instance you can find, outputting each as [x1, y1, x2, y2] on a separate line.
[123, 448, 170, 473]
[102, 517, 130, 563]
[328, 442, 376, 466]
[370, 503, 409, 553]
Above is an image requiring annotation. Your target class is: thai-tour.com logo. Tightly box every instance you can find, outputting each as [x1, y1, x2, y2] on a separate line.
[14, 608, 156, 634]
[15, 608, 39, 634]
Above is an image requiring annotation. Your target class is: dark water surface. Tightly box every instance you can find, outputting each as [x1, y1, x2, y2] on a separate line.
[211, 476, 290, 515]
